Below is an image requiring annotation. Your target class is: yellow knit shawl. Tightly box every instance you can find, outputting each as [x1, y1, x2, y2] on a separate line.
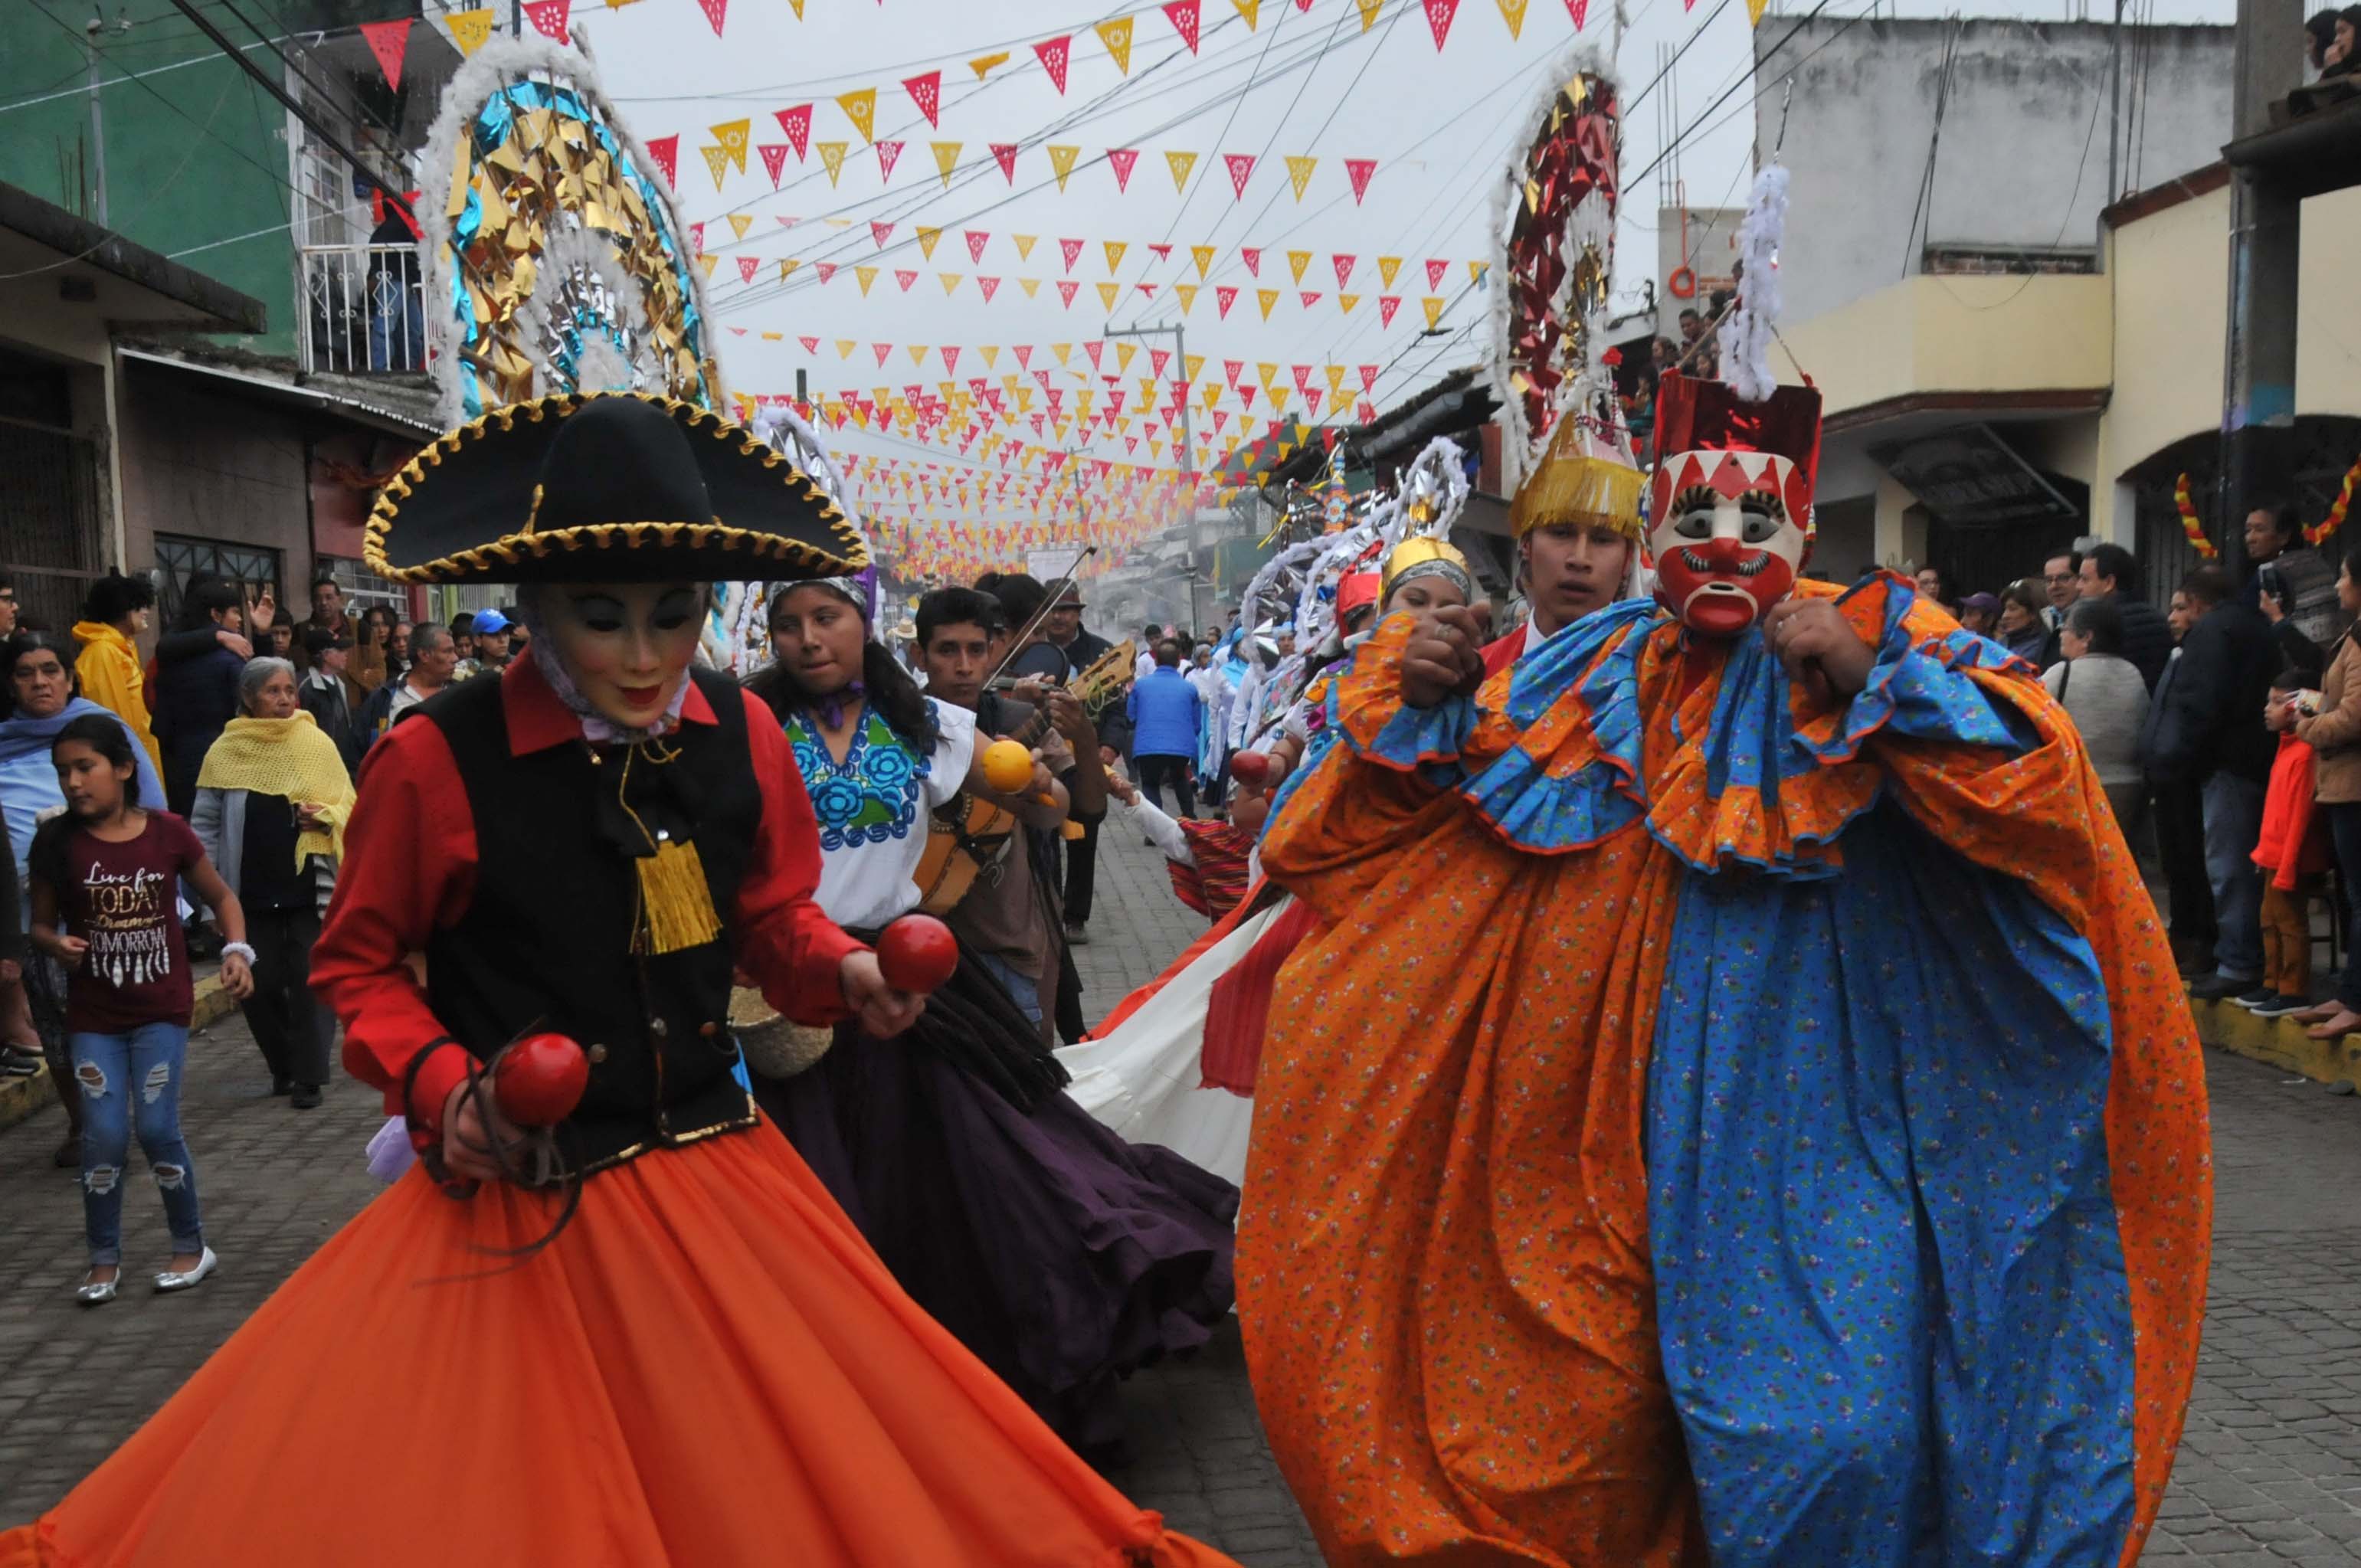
[195, 711, 356, 869]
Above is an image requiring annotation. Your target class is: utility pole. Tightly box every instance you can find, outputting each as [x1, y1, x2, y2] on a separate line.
[2106, 0, 2123, 207]
[1102, 319, 1194, 480]
[84, 15, 110, 224]
[2215, 0, 2304, 574]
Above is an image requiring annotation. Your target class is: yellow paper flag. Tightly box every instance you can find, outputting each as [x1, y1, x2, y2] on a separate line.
[1185, 354, 1205, 379]
[1233, 0, 1260, 25]
[698, 253, 719, 279]
[699, 145, 732, 191]
[1013, 234, 1040, 260]
[1325, 365, 1348, 394]
[1096, 16, 1135, 74]
[836, 88, 878, 145]
[1256, 363, 1278, 388]
[836, 339, 856, 358]
[970, 51, 1010, 78]
[1746, 0, 1770, 20]
[726, 212, 753, 240]
[1115, 342, 1138, 372]
[1468, 260, 1488, 284]
[856, 265, 879, 294]
[1019, 277, 1042, 298]
[940, 273, 963, 294]
[981, 345, 1001, 367]
[1422, 295, 1445, 329]
[1286, 249, 1311, 283]
[786, 0, 803, 15]
[1104, 241, 1128, 273]
[916, 225, 943, 260]
[1174, 283, 1200, 313]
[1338, 293, 1361, 313]
[779, 259, 801, 280]
[445, 8, 494, 54]
[1047, 146, 1080, 191]
[817, 142, 848, 185]
[931, 142, 961, 187]
[1052, 344, 1073, 366]
[909, 345, 930, 366]
[1497, 0, 1528, 36]
[1096, 281, 1122, 309]
[711, 118, 751, 172]
[1190, 244, 1216, 280]
[1355, 0, 1381, 28]
[1377, 255, 1403, 287]
[1256, 289, 1278, 319]
[1165, 149, 1198, 192]
[1285, 155, 1318, 200]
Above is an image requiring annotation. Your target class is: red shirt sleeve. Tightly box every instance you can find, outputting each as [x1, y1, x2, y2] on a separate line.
[732, 689, 863, 1021]
[311, 715, 476, 1141]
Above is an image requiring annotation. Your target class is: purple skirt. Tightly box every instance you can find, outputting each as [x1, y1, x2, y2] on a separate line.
[754, 951, 1238, 1452]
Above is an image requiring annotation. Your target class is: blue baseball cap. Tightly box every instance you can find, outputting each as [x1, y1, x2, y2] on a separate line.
[471, 608, 512, 636]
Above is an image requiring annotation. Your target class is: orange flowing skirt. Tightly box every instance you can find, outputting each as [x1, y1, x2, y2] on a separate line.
[1, 1124, 1236, 1568]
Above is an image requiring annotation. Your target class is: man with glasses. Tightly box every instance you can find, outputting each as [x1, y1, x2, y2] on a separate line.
[2042, 551, 2081, 629]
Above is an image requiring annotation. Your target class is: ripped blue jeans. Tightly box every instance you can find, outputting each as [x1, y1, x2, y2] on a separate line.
[70, 1023, 202, 1267]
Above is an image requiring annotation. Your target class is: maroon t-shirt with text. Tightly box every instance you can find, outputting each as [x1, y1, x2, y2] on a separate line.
[46, 813, 206, 1033]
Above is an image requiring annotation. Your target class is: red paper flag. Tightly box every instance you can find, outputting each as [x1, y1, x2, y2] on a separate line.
[1058, 280, 1080, 307]
[736, 256, 760, 283]
[903, 70, 941, 126]
[1107, 148, 1139, 191]
[696, 0, 727, 35]
[359, 19, 410, 90]
[1216, 286, 1239, 318]
[1567, 0, 1588, 26]
[1223, 358, 1243, 386]
[876, 141, 903, 179]
[1223, 152, 1256, 198]
[1034, 36, 1072, 93]
[1344, 158, 1377, 203]
[1083, 342, 1105, 369]
[1332, 254, 1355, 287]
[775, 105, 812, 159]
[990, 143, 1019, 182]
[1059, 237, 1086, 272]
[895, 269, 918, 290]
[522, 0, 568, 43]
[1291, 365, 1312, 390]
[799, 336, 820, 352]
[1378, 296, 1400, 325]
[978, 277, 1000, 301]
[814, 262, 837, 283]
[964, 231, 991, 262]
[644, 133, 679, 186]
[1162, 0, 1201, 51]
[758, 144, 790, 185]
[872, 221, 896, 247]
[1425, 257, 1449, 289]
[1358, 363, 1380, 390]
[873, 344, 892, 365]
[1239, 247, 1262, 277]
[1150, 349, 1171, 377]
[1298, 291, 1321, 307]
[1423, 0, 1459, 47]
[1148, 242, 1173, 261]
[1014, 345, 1034, 368]
[1305, 390, 1325, 415]
[942, 347, 961, 373]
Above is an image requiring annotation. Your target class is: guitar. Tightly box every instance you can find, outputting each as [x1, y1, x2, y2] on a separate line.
[912, 642, 1136, 914]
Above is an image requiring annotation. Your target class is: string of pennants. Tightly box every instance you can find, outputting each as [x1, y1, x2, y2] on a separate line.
[703, 264, 1475, 328]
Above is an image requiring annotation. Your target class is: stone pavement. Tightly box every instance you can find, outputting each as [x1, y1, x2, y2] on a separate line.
[3, 824, 2360, 1563]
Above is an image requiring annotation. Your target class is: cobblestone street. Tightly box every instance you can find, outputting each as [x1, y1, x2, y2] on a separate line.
[1, 828, 2358, 1562]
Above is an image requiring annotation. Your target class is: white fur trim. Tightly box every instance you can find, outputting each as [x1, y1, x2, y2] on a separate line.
[1721, 164, 1790, 404]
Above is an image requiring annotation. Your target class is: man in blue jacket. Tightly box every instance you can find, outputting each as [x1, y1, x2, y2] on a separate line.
[1126, 639, 1203, 818]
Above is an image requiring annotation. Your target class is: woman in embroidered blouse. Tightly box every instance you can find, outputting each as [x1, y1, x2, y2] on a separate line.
[748, 578, 1239, 1461]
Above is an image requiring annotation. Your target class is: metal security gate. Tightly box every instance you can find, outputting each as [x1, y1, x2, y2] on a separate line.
[0, 418, 106, 635]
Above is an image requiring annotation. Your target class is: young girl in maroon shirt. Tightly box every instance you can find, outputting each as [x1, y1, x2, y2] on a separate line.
[28, 712, 252, 1304]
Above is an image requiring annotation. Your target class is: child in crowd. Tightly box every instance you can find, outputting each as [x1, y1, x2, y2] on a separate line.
[2251, 663, 2331, 1017]
[1108, 754, 1269, 922]
[27, 713, 253, 1305]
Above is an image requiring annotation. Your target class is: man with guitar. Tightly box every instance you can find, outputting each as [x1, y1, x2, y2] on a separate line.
[915, 587, 1110, 1047]
[1038, 579, 1128, 948]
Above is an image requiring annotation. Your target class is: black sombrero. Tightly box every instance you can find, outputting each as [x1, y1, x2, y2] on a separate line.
[363, 391, 869, 585]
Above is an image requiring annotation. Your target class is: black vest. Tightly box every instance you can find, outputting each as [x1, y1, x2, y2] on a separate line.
[423, 666, 758, 1174]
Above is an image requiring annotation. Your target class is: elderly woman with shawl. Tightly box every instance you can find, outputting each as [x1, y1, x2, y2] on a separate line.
[2, 630, 168, 1167]
[191, 656, 355, 1108]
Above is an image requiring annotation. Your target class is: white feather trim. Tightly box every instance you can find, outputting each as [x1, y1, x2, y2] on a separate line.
[1721, 164, 1790, 404]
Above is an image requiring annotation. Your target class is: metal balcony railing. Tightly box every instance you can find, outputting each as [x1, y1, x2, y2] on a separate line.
[299, 244, 429, 375]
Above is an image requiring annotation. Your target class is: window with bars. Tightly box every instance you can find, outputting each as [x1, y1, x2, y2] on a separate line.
[0, 421, 107, 636]
[152, 536, 284, 630]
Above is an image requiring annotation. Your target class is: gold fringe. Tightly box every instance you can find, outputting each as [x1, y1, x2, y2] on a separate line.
[636, 838, 722, 955]
[1508, 450, 1647, 539]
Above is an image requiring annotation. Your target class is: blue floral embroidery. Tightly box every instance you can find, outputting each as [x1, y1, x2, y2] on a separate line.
[786, 705, 936, 851]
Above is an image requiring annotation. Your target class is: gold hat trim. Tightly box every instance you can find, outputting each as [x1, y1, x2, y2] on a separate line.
[362, 391, 870, 585]
[1508, 415, 1645, 541]
[1381, 536, 1472, 597]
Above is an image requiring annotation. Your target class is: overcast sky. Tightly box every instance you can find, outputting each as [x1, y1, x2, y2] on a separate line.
[565, 0, 2232, 497]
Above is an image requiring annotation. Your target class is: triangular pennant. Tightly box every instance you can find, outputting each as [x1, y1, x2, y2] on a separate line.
[1013, 234, 1039, 260]
[914, 225, 940, 258]
[1097, 281, 1122, 310]
[758, 143, 791, 185]
[697, 254, 719, 279]
[1358, 364, 1380, 390]
[836, 87, 877, 145]
[1344, 158, 1377, 203]
[1057, 280, 1081, 308]
[1379, 295, 1401, 326]
[1332, 254, 1356, 288]
[1162, 0, 1202, 50]
[1257, 289, 1279, 319]
[971, 51, 1010, 78]
[978, 277, 1001, 301]
[727, 212, 754, 240]
[775, 104, 812, 159]
[522, 0, 569, 43]
[1422, 296, 1446, 329]
[1745, 0, 1768, 21]
[695, 0, 727, 35]
[1425, 257, 1449, 288]
[1165, 149, 1198, 192]
[710, 118, 751, 172]
[1019, 277, 1042, 298]
[1233, 0, 1260, 25]
[817, 142, 849, 184]
[781, 260, 803, 281]
[1354, 0, 1380, 28]
[896, 270, 919, 290]
[873, 220, 897, 248]
[643, 133, 679, 186]
[1047, 145, 1080, 190]
[964, 230, 992, 263]
[699, 144, 732, 191]
[444, 8, 495, 54]
[817, 263, 838, 283]
[1104, 241, 1129, 273]
[736, 256, 760, 283]
[902, 70, 942, 126]
[1298, 291, 1321, 307]
[1566, 0, 1589, 27]
[1286, 250, 1311, 283]
[836, 339, 855, 357]
[1096, 16, 1135, 74]
[1107, 147, 1139, 191]
[1240, 247, 1262, 276]
[1187, 244, 1217, 280]
[1174, 283, 1199, 313]
[1284, 154, 1317, 200]
[941, 274, 963, 295]
[797, 336, 819, 352]
[1468, 259, 1488, 284]
[1497, 0, 1529, 34]
[1223, 152, 1256, 198]
[1338, 293, 1360, 313]
[359, 19, 411, 90]
[931, 141, 961, 187]
[1423, 0, 1459, 47]
[990, 143, 1019, 182]
[1377, 255, 1403, 287]
[1059, 237, 1086, 272]
[1034, 35, 1072, 93]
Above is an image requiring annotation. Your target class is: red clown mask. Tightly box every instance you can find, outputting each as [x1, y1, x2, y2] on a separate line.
[1647, 374, 1824, 639]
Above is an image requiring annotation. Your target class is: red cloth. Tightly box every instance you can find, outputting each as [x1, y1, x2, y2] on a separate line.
[1199, 896, 1323, 1095]
[1091, 881, 1273, 1036]
[2253, 731, 2330, 889]
[1482, 627, 1522, 679]
[1168, 819, 1256, 919]
[311, 656, 863, 1145]
[44, 812, 206, 1033]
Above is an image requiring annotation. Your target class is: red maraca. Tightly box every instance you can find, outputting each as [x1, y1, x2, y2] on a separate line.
[1229, 751, 1272, 787]
[877, 914, 959, 994]
[494, 1032, 591, 1127]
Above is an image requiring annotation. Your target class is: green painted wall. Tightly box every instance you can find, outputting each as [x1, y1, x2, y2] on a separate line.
[0, 4, 309, 354]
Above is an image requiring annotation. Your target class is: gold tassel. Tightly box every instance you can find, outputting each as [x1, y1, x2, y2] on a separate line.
[635, 836, 722, 955]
